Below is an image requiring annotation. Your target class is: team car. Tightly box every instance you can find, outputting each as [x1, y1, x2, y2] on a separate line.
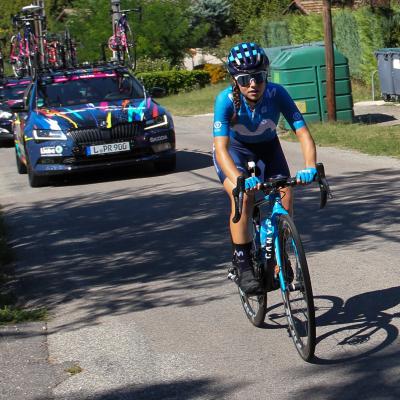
[11, 65, 176, 187]
[0, 77, 31, 144]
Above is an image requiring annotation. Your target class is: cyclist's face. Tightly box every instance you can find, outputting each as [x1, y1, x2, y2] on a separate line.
[235, 74, 266, 103]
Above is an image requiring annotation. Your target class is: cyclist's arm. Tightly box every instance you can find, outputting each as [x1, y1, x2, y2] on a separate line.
[276, 84, 317, 168]
[295, 126, 316, 168]
[213, 88, 242, 185]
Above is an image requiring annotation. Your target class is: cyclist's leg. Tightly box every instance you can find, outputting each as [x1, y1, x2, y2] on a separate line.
[213, 140, 261, 293]
[256, 136, 293, 215]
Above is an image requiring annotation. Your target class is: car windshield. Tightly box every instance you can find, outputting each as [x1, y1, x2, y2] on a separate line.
[37, 72, 145, 107]
[0, 85, 28, 101]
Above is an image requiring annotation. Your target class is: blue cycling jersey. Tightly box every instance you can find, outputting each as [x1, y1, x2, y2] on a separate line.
[213, 83, 306, 144]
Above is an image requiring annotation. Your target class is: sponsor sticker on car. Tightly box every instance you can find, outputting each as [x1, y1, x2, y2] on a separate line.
[86, 142, 131, 156]
[40, 146, 63, 156]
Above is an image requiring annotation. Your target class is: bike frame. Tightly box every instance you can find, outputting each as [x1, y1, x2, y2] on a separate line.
[254, 190, 290, 292]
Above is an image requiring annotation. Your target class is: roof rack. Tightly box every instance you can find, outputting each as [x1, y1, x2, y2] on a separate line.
[34, 61, 130, 80]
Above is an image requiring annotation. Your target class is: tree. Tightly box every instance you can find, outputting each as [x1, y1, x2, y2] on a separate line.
[229, 0, 291, 31]
[189, 0, 235, 47]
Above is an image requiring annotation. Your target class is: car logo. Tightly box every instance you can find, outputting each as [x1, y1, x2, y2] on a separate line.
[99, 121, 107, 128]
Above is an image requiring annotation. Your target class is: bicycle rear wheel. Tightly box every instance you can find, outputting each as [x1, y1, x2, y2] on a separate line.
[124, 24, 136, 70]
[278, 214, 316, 361]
[238, 211, 267, 327]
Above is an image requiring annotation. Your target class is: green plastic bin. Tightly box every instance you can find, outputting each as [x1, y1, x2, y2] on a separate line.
[270, 46, 353, 128]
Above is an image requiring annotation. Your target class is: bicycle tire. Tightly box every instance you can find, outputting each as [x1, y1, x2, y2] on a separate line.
[238, 210, 267, 327]
[124, 24, 136, 70]
[278, 214, 316, 361]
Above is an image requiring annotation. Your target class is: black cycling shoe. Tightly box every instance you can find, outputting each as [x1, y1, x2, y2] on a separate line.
[238, 269, 263, 295]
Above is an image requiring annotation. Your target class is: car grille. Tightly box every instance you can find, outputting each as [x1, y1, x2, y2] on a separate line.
[68, 122, 144, 145]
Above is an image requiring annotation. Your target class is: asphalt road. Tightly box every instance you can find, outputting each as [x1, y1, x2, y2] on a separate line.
[0, 114, 400, 400]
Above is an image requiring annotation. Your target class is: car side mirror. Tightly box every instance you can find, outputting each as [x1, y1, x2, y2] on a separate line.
[149, 87, 166, 98]
[9, 102, 27, 113]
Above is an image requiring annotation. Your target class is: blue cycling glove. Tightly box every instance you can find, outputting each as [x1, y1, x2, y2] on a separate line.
[245, 176, 261, 190]
[296, 167, 317, 184]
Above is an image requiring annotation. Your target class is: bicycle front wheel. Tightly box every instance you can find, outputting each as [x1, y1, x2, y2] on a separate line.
[278, 214, 316, 361]
[124, 25, 136, 70]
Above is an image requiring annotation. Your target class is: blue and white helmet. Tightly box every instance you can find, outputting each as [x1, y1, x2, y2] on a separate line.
[227, 42, 269, 75]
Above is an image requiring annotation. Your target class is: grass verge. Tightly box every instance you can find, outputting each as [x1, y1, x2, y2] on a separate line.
[0, 208, 47, 325]
[157, 81, 229, 116]
[158, 79, 374, 116]
[280, 121, 400, 158]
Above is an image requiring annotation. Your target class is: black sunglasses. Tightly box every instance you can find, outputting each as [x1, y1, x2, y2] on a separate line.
[234, 71, 267, 87]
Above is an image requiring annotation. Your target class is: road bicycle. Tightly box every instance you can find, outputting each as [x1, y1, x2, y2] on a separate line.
[9, 5, 44, 77]
[108, 8, 141, 70]
[228, 162, 332, 361]
[63, 29, 77, 68]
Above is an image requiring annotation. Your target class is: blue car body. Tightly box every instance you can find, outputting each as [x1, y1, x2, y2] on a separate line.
[13, 65, 176, 186]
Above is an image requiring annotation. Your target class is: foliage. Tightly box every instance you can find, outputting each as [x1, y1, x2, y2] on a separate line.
[136, 70, 210, 95]
[287, 13, 324, 44]
[202, 63, 228, 84]
[230, 0, 291, 31]
[189, 0, 234, 47]
[135, 56, 171, 73]
[209, 34, 243, 61]
[352, 7, 387, 83]
[264, 21, 291, 47]
[0, 306, 47, 325]
[333, 11, 363, 80]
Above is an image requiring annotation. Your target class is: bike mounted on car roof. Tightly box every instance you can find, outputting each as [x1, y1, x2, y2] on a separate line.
[9, 4, 78, 78]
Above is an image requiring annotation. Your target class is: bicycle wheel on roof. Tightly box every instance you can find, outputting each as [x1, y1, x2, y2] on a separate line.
[278, 214, 316, 362]
[123, 23, 136, 70]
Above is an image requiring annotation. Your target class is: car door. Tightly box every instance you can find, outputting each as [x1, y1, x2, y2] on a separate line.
[13, 83, 33, 160]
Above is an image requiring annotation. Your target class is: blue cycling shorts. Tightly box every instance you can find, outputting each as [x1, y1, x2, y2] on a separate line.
[213, 136, 290, 184]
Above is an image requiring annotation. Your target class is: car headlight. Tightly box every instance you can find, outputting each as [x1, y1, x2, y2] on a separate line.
[0, 111, 13, 119]
[32, 129, 67, 141]
[144, 114, 168, 130]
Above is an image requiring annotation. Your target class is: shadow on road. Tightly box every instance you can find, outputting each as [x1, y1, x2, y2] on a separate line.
[4, 167, 399, 334]
[34, 378, 245, 400]
[48, 149, 213, 187]
[355, 113, 398, 124]
[293, 167, 400, 252]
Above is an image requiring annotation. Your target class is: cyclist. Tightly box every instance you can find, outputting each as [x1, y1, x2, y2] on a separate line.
[213, 42, 317, 294]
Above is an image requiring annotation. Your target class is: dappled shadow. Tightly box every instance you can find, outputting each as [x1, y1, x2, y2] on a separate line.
[262, 287, 399, 362]
[290, 348, 400, 400]
[292, 167, 400, 253]
[313, 286, 400, 364]
[7, 186, 231, 332]
[4, 166, 400, 333]
[35, 378, 245, 400]
[48, 149, 213, 187]
[355, 113, 398, 124]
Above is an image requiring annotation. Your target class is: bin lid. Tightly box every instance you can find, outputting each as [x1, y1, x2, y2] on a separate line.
[271, 46, 347, 69]
[264, 41, 326, 63]
[375, 48, 400, 56]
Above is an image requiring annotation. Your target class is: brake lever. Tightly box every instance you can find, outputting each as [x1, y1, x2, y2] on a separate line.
[316, 163, 333, 209]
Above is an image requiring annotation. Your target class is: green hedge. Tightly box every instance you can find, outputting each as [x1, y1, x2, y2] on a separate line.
[136, 70, 210, 94]
[259, 6, 399, 85]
